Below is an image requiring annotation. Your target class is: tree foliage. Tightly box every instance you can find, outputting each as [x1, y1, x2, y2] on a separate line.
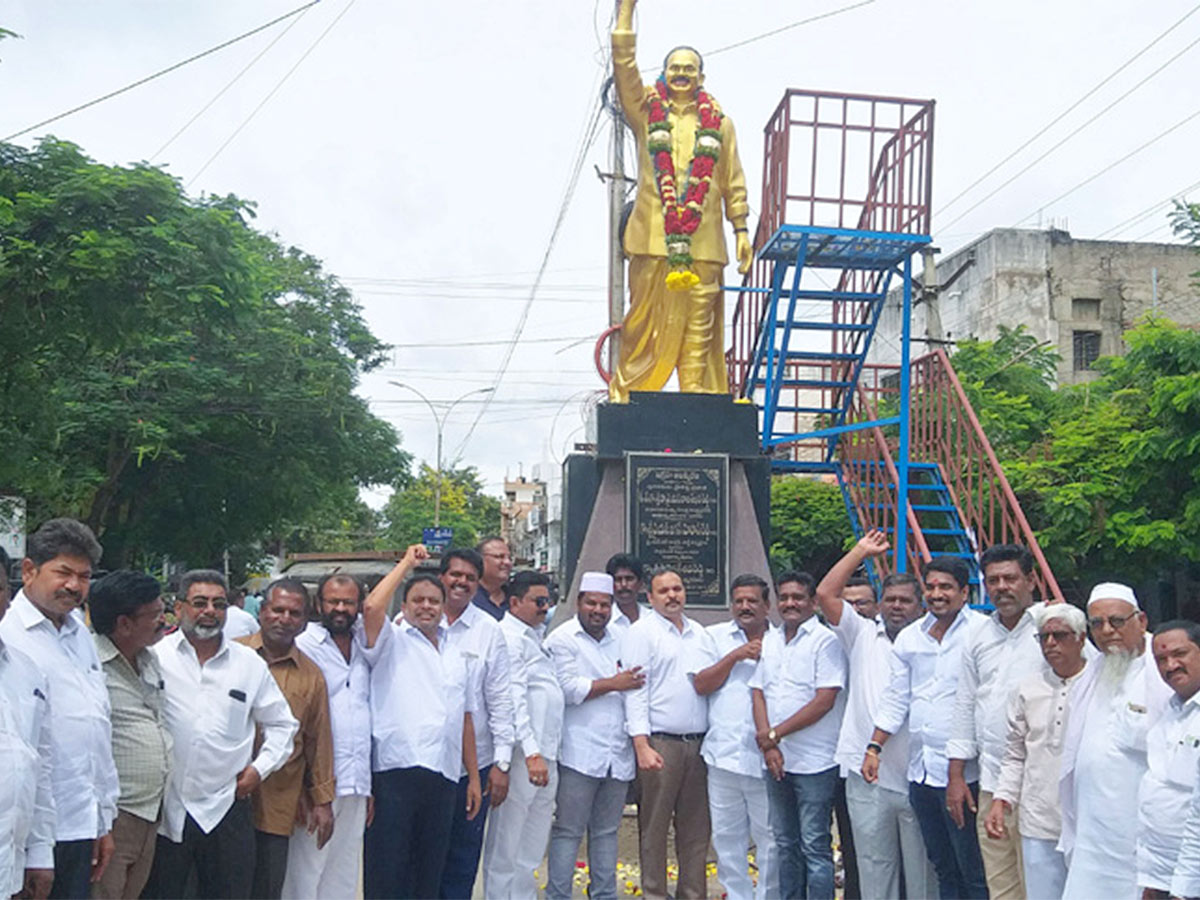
[0, 139, 408, 571]
[381, 464, 500, 550]
[769, 476, 853, 577]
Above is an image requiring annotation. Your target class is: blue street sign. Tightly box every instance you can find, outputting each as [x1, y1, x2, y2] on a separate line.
[423, 526, 453, 551]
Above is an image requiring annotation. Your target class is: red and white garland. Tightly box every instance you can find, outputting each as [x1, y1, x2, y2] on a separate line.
[647, 78, 723, 291]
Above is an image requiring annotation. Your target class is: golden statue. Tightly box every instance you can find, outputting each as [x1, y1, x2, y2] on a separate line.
[608, 0, 752, 404]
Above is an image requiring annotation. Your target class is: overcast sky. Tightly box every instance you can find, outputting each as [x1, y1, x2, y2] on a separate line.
[3, 0, 1197, 508]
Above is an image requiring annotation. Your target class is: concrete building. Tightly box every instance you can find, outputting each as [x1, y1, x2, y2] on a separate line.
[871, 228, 1200, 383]
[500, 465, 562, 578]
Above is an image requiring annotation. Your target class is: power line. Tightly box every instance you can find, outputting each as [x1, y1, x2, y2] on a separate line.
[2, 2, 320, 143]
[188, 0, 357, 186]
[150, 4, 315, 161]
[1096, 176, 1200, 239]
[1012, 102, 1200, 226]
[941, 24, 1200, 232]
[938, 3, 1200, 217]
[389, 334, 595, 350]
[705, 1, 876, 57]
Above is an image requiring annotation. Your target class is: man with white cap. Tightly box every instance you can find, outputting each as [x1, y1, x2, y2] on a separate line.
[1059, 582, 1173, 899]
[545, 572, 643, 900]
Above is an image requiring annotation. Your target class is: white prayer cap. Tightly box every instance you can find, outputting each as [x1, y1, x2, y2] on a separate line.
[1086, 582, 1140, 610]
[579, 572, 614, 595]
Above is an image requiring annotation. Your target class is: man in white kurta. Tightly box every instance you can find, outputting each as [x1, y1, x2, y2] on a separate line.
[1059, 583, 1173, 899]
[484, 571, 565, 899]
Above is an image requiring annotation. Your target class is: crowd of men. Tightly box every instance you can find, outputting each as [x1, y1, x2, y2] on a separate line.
[2, 517, 1200, 900]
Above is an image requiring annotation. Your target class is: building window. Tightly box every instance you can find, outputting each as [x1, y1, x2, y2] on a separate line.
[1072, 297, 1101, 321]
[1073, 330, 1101, 371]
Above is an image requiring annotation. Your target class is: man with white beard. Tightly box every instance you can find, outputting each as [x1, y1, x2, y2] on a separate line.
[1059, 583, 1173, 899]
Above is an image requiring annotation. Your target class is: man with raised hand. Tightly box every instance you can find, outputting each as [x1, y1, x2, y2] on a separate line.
[946, 544, 1046, 900]
[621, 567, 713, 900]
[1059, 583, 1172, 899]
[144, 569, 298, 900]
[238, 579, 335, 900]
[750, 570, 846, 900]
[692, 574, 778, 900]
[984, 602, 1088, 900]
[484, 570, 565, 898]
[545, 572, 642, 900]
[863, 556, 987, 900]
[438, 547, 516, 899]
[0, 518, 118, 900]
[816, 532, 935, 900]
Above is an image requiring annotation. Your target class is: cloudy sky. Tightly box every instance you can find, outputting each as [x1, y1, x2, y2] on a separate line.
[3, 0, 1197, 506]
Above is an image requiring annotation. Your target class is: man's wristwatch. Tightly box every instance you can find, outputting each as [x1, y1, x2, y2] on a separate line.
[768, 728, 778, 743]
[495, 759, 511, 774]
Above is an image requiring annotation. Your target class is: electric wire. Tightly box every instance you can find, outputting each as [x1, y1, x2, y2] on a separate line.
[938, 3, 1200, 217]
[188, 0, 357, 186]
[705, 0, 876, 57]
[1095, 176, 1200, 239]
[2, 1, 320, 143]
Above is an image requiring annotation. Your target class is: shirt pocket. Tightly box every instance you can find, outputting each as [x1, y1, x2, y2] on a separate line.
[1112, 700, 1152, 755]
[225, 688, 250, 739]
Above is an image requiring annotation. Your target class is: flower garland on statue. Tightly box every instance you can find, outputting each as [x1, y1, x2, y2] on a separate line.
[647, 77, 723, 292]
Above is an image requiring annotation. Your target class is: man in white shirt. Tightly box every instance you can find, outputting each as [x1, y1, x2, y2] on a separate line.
[750, 570, 847, 900]
[1059, 583, 1173, 900]
[984, 602, 1088, 900]
[1135, 620, 1200, 896]
[946, 544, 1045, 900]
[0, 518, 118, 899]
[438, 547, 516, 900]
[284, 553, 417, 900]
[545, 572, 643, 900]
[484, 570, 566, 898]
[692, 574, 777, 900]
[143, 569, 298, 900]
[816, 532, 935, 900]
[606, 553, 647, 634]
[0, 567, 55, 900]
[621, 567, 713, 900]
[223, 595, 259, 640]
[361, 555, 482, 900]
[864, 556, 987, 899]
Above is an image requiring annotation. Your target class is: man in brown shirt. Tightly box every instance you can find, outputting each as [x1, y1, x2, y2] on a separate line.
[238, 579, 335, 900]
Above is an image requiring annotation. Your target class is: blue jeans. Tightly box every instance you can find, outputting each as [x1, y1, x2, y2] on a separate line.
[438, 765, 492, 900]
[908, 781, 988, 900]
[765, 765, 838, 899]
[545, 764, 629, 900]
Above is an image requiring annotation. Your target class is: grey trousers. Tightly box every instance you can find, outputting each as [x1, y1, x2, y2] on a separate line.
[844, 770, 937, 900]
[545, 764, 629, 900]
[637, 735, 710, 900]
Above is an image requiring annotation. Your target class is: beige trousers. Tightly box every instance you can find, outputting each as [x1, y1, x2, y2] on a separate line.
[91, 810, 158, 900]
[637, 735, 712, 899]
[978, 788, 1026, 899]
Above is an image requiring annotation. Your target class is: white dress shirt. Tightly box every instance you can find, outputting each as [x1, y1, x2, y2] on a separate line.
[0, 637, 54, 897]
[156, 630, 298, 841]
[444, 602, 515, 771]
[946, 606, 1044, 792]
[609, 603, 648, 639]
[1171, 751, 1200, 898]
[875, 607, 983, 787]
[992, 666, 1083, 840]
[621, 609, 712, 737]
[1137, 691, 1200, 891]
[499, 613, 565, 761]
[749, 616, 847, 774]
[0, 591, 119, 842]
[223, 604, 259, 639]
[545, 616, 635, 781]
[368, 619, 474, 782]
[295, 620, 373, 798]
[701, 620, 774, 778]
[830, 602, 913, 794]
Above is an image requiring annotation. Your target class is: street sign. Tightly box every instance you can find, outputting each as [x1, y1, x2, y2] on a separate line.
[423, 526, 454, 553]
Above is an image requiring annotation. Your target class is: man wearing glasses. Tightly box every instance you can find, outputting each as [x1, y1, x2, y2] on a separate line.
[1058, 583, 1172, 900]
[484, 570, 565, 897]
[473, 536, 514, 621]
[983, 602, 1088, 899]
[143, 570, 298, 899]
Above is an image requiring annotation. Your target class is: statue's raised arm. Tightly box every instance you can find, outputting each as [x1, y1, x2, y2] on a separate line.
[607, 0, 753, 403]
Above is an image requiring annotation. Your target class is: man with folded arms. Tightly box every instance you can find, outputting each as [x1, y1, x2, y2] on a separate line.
[545, 572, 642, 900]
[621, 567, 713, 900]
[143, 569, 298, 900]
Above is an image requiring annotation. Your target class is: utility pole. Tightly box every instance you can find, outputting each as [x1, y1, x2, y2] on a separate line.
[605, 77, 630, 370]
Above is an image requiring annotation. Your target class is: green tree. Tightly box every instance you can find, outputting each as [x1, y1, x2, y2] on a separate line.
[381, 465, 500, 550]
[0, 138, 408, 572]
[769, 476, 853, 576]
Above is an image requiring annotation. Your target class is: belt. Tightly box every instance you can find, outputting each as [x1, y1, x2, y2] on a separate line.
[651, 731, 706, 742]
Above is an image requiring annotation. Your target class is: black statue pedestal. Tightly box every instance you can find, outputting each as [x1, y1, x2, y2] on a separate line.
[557, 391, 772, 627]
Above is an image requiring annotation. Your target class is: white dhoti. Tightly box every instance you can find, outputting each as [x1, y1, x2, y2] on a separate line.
[482, 753, 559, 899]
[280, 793, 368, 900]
